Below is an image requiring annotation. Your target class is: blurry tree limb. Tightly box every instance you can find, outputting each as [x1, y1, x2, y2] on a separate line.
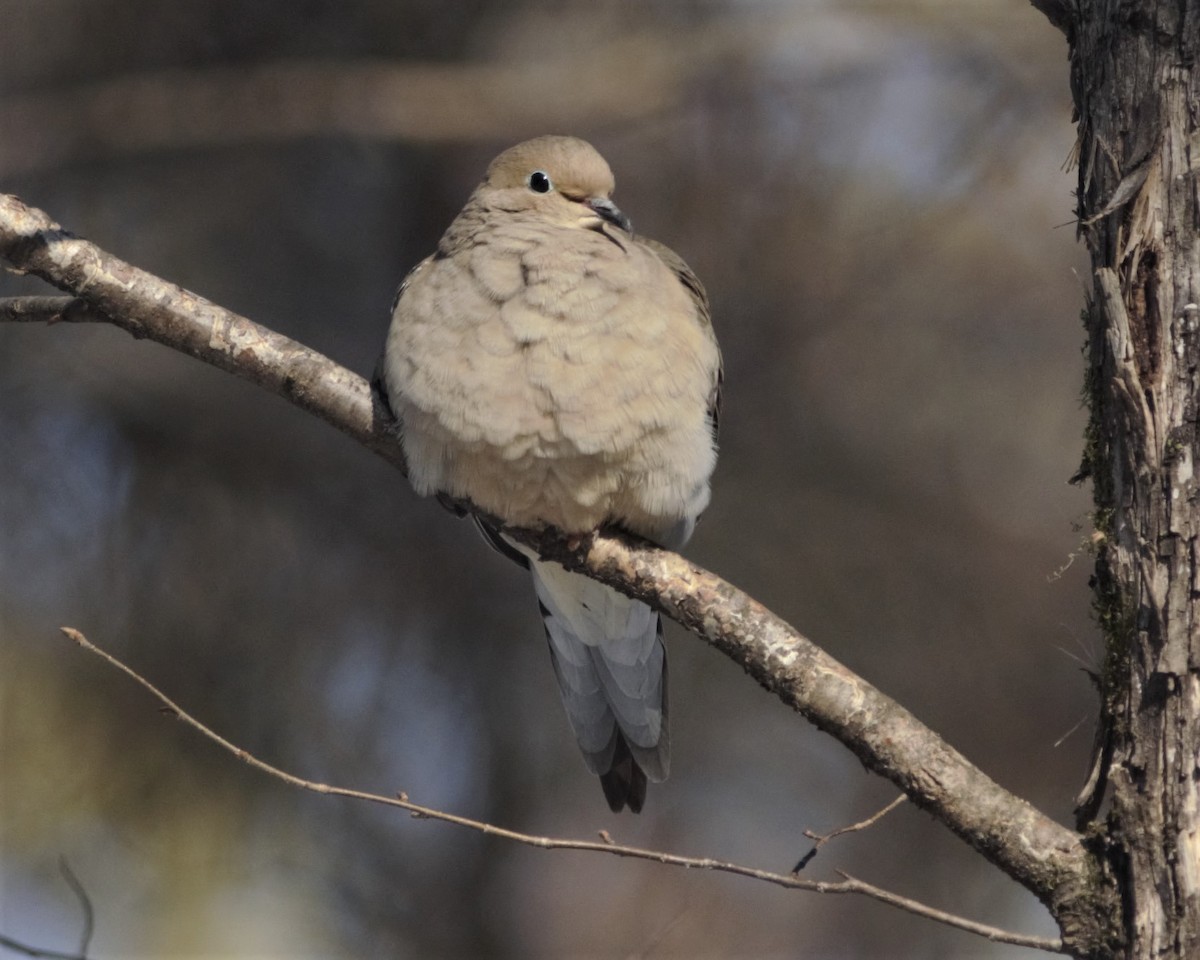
[0, 193, 1115, 956]
[0, 935, 86, 960]
[0, 859, 91, 960]
[57, 627, 1063, 955]
[0, 9, 1061, 180]
[55, 859, 93, 959]
[0, 40, 704, 178]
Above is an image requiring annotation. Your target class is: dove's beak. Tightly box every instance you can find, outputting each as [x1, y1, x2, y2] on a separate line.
[586, 197, 632, 234]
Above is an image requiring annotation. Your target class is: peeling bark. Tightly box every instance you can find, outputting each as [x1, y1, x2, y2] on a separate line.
[1056, 0, 1200, 956]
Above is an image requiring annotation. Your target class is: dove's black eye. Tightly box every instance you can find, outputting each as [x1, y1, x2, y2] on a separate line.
[527, 170, 552, 194]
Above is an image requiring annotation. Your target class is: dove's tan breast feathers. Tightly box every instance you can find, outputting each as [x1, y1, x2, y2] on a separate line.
[382, 136, 721, 812]
[385, 135, 719, 545]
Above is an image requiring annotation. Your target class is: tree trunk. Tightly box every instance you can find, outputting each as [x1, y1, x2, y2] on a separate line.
[1065, 0, 1200, 956]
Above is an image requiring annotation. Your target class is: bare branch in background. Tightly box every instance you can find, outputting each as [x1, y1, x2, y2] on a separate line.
[0, 7, 1062, 179]
[0, 38, 711, 177]
[56, 859, 93, 959]
[793, 795, 907, 871]
[0, 935, 86, 960]
[57, 627, 1064, 955]
[0, 859, 93, 960]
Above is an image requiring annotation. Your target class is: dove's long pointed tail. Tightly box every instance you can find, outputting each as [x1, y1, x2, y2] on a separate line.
[523, 553, 669, 813]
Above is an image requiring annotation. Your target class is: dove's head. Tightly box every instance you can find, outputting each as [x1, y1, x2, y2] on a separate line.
[481, 135, 632, 234]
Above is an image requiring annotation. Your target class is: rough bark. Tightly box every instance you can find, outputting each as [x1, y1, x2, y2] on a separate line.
[1056, 0, 1200, 956]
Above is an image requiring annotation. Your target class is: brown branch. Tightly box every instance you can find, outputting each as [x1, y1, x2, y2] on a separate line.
[793, 795, 907, 871]
[505, 525, 1097, 934]
[0, 203, 405, 474]
[0, 295, 110, 325]
[57, 627, 1065, 955]
[0, 193, 1098, 949]
[0, 38, 711, 177]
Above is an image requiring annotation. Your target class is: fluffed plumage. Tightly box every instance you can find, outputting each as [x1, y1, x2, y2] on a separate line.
[381, 135, 720, 812]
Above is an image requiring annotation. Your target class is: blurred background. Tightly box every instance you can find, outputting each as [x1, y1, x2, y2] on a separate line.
[0, 1, 1096, 957]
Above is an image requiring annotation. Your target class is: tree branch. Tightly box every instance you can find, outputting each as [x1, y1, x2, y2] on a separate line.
[0, 859, 91, 960]
[0, 42, 705, 178]
[1027, 0, 1074, 35]
[57, 627, 1065, 955]
[0, 193, 1099, 948]
[0, 201, 405, 473]
[793, 795, 907, 871]
[0, 935, 86, 960]
[0, 294, 111, 326]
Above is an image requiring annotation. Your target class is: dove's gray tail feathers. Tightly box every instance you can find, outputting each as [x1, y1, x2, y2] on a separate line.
[522, 553, 669, 813]
[599, 734, 649, 813]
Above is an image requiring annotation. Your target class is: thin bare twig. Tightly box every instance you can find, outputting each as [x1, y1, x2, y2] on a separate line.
[56, 859, 93, 958]
[624, 899, 694, 960]
[56, 626, 1064, 955]
[0, 936, 85, 960]
[793, 795, 907, 872]
[0, 859, 93, 960]
[0, 295, 109, 326]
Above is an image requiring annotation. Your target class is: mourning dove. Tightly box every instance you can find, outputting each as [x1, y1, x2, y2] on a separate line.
[380, 135, 721, 812]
